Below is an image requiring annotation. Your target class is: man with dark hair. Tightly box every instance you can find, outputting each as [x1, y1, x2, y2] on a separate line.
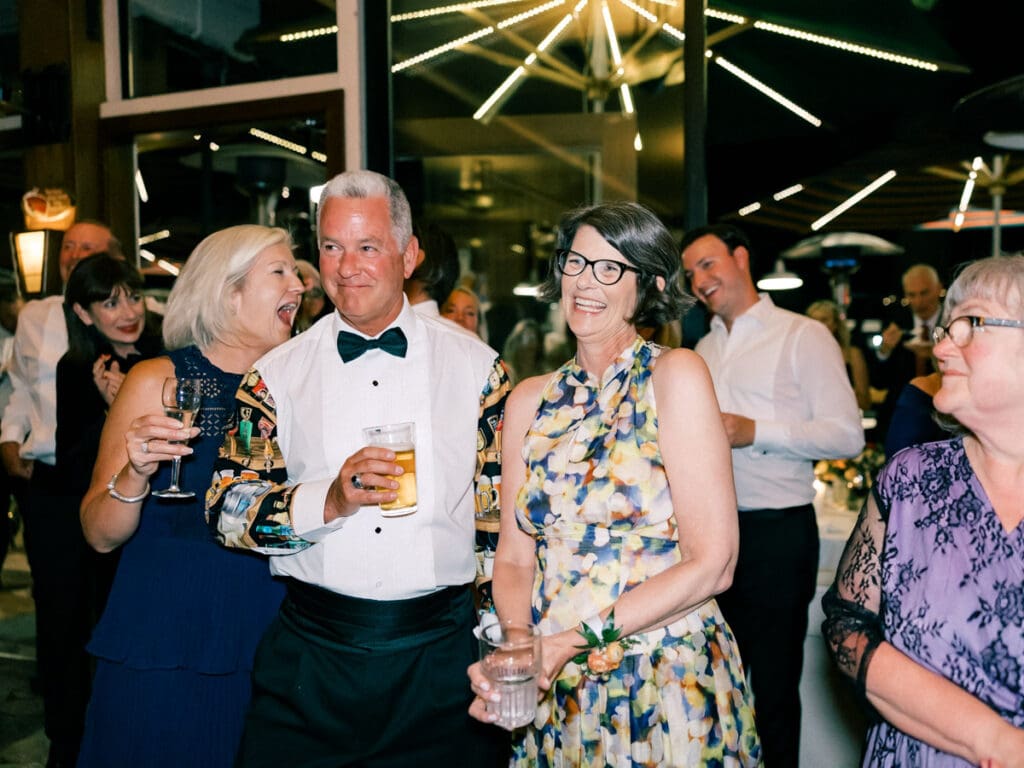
[682, 223, 864, 768]
[404, 220, 460, 317]
[207, 171, 509, 766]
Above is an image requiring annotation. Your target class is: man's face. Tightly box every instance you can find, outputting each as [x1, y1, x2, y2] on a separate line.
[903, 272, 942, 320]
[60, 222, 112, 283]
[317, 196, 418, 336]
[681, 234, 751, 325]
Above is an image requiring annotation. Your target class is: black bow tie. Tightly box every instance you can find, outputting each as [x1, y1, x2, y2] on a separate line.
[337, 328, 408, 362]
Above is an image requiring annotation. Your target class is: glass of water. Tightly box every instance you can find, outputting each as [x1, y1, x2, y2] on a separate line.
[478, 620, 541, 730]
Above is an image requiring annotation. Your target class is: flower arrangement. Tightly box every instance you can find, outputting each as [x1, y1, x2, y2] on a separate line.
[573, 609, 637, 679]
[815, 444, 887, 509]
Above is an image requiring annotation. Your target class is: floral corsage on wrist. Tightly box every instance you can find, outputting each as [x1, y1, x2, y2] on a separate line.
[572, 609, 637, 680]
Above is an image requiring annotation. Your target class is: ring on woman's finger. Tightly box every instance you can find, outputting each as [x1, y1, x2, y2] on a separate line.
[141, 439, 150, 454]
[351, 473, 364, 490]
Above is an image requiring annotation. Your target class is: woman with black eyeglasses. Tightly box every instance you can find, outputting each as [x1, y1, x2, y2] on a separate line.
[467, 201, 760, 766]
[824, 254, 1024, 768]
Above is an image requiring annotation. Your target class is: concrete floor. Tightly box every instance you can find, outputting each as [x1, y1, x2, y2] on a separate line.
[0, 549, 48, 768]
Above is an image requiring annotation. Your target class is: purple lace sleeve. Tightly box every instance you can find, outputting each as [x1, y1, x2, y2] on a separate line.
[822, 485, 888, 697]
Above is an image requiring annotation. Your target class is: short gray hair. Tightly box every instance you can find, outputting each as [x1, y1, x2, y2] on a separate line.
[941, 253, 1024, 324]
[317, 170, 413, 252]
[163, 225, 293, 351]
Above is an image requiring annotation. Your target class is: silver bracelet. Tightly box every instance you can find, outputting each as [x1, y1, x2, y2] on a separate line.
[107, 473, 150, 503]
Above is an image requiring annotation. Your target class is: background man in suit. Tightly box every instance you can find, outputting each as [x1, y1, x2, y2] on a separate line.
[870, 263, 943, 437]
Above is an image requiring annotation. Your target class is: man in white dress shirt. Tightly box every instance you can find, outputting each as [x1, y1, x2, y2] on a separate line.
[682, 224, 864, 768]
[206, 170, 510, 766]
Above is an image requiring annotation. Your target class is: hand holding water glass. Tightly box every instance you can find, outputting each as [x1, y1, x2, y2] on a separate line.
[477, 620, 541, 730]
[152, 377, 202, 498]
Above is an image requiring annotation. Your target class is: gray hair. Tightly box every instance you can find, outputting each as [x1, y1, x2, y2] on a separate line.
[941, 253, 1024, 324]
[933, 253, 1024, 437]
[317, 170, 413, 252]
[163, 225, 293, 351]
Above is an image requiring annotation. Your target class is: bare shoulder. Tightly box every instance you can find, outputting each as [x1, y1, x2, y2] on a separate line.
[651, 346, 710, 381]
[118, 356, 175, 402]
[507, 372, 551, 414]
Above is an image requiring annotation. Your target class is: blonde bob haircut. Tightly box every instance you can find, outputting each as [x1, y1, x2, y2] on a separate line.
[163, 225, 293, 351]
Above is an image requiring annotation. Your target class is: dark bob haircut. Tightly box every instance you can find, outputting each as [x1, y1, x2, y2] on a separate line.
[63, 252, 148, 364]
[538, 201, 692, 327]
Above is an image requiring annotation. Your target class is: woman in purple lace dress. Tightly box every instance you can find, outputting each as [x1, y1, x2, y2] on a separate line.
[822, 254, 1024, 768]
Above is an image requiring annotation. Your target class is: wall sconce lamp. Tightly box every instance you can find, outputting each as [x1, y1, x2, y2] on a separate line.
[8, 229, 63, 297]
[756, 259, 804, 291]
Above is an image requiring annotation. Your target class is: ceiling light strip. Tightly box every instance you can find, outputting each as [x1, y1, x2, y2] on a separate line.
[497, 0, 565, 29]
[134, 170, 149, 203]
[753, 21, 940, 71]
[474, 67, 527, 120]
[618, 0, 657, 23]
[391, 0, 527, 22]
[811, 170, 897, 231]
[249, 128, 307, 155]
[706, 8, 747, 24]
[617, 0, 684, 43]
[138, 229, 170, 245]
[714, 56, 822, 127]
[738, 202, 762, 216]
[773, 183, 804, 201]
[619, 84, 635, 114]
[602, 2, 623, 66]
[279, 25, 338, 42]
[157, 259, 180, 276]
[393, 26, 496, 72]
[473, 11, 575, 120]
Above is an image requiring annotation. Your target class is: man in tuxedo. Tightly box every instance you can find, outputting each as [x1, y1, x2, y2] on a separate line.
[870, 264, 943, 436]
[206, 170, 509, 767]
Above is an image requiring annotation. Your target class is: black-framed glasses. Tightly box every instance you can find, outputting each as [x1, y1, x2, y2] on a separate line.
[932, 315, 1024, 347]
[555, 249, 641, 286]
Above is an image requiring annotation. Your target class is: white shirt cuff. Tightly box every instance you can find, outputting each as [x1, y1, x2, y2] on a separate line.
[291, 479, 348, 542]
[0, 423, 27, 446]
[751, 420, 785, 454]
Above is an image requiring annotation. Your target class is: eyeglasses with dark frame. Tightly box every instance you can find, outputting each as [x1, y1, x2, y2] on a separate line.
[555, 249, 641, 286]
[932, 315, 1024, 347]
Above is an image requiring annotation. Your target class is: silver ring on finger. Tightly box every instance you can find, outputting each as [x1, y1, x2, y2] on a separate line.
[351, 473, 364, 490]
[141, 439, 150, 454]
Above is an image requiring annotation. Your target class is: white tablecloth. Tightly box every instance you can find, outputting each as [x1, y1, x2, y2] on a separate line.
[799, 484, 867, 767]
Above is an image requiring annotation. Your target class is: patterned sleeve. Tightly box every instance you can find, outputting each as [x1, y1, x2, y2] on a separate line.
[204, 367, 312, 555]
[474, 357, 511, 519]
[821, 482, 890, 699]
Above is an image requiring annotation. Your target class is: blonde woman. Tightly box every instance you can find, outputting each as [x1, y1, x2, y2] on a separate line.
[807, 299, 871, 411]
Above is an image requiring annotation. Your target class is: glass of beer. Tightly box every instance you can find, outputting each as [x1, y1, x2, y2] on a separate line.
[362, 422, 417, 516]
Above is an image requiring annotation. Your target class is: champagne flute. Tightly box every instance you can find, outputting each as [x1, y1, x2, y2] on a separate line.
[152, 377, 202, 498]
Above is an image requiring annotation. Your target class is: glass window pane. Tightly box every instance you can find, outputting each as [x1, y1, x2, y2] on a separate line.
[122, 0, 338, 98]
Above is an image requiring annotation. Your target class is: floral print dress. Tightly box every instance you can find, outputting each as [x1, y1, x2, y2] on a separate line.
[513, 337, 761, 768]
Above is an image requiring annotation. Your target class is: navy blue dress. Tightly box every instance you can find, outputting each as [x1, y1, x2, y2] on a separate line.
[78, 346, 285, 768]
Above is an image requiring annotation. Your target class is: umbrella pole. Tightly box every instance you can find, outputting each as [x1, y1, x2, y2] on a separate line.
[991, 155, 1004, 257]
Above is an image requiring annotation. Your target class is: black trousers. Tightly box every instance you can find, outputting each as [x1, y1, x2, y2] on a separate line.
[716, 504, 819, 768]
[0, 462, 28, 580]
[237, 580, 508, 768]
[27, 463, 92, 754]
